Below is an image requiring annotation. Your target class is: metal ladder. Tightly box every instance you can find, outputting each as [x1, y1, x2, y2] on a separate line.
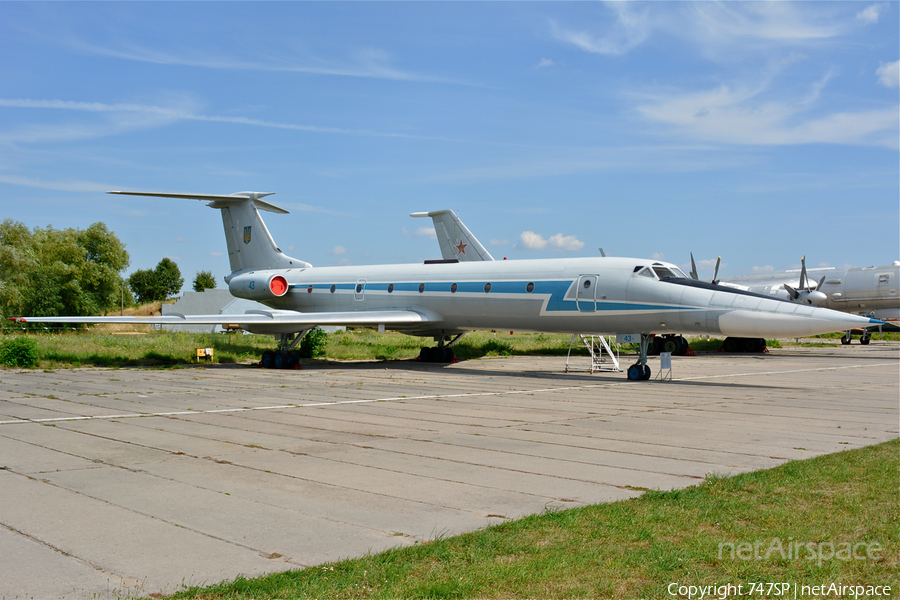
[565, 334, 622, 373]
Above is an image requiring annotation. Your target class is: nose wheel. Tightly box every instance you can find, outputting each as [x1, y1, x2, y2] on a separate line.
[627, 334, 653, 380]
[627, 363, 651, 380]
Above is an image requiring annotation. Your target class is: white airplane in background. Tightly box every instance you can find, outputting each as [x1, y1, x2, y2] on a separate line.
[691, 254, 900, 344]
[12, 191, 882, 381]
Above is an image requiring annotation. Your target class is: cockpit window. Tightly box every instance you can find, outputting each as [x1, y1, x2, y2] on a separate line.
[636, 266, 655, 278]
[651, 266, 687, 279]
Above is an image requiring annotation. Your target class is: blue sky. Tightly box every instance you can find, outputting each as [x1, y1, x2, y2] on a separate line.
[2, 1, 898, 291]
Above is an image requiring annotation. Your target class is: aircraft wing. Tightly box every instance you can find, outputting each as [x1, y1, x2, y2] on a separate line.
[10, 309, 436, 332]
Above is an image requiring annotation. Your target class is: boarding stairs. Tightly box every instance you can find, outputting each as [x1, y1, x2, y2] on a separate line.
[565, 334, 622, 374]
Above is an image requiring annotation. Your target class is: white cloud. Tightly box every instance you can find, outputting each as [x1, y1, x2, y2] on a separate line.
[689, 3, 843, 44]
[635, 82, 900, 148]
[535, 57, 554, 68]
[402, 226, 436, 239]
[552, 3, 847, 61]
[331, 246, 347, 255]
[876, 60, 900, 88]
[752, 265, 775, 273]
[0, 173, 110, 192]
[0, 97, 454, 147]
[857, 3, 888, 24]
[651, 252, 665, 261]
[517, 231, 547, 250]
[550, 3, 651, 56]
[58, 36, 458, 84]
[516, 231, 584, 252]
[548, 233, 585, 251]
[489, 238, 509, 246]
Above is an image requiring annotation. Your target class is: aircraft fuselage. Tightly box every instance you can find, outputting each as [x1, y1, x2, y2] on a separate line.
[229, 257, 863, 339]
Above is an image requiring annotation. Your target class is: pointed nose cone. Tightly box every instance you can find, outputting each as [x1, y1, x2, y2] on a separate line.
[718, 306, 884, 338]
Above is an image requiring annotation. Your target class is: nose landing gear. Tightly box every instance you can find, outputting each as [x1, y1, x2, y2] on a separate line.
[627, 334, 653, 380]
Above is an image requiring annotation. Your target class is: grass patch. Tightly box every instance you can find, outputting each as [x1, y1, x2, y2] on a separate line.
[164, 440, 899, 599]
[4, 327, 897, 369]
[16, 330, 275, 369]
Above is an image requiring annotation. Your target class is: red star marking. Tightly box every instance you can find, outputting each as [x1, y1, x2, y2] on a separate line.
[455, 240, 468, 255]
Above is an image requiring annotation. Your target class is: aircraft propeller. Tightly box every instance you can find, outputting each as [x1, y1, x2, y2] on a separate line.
[688, 253, 720, 284]
[783, 256, 827, 305]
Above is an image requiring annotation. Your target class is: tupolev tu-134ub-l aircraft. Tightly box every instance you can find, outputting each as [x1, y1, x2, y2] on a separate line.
[11, 191, 883, 381]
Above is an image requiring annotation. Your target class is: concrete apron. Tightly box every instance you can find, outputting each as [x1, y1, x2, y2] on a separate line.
[0, 344, 897, 599]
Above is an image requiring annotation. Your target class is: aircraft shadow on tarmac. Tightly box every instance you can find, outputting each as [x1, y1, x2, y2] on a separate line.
[187, 356, 829, 392]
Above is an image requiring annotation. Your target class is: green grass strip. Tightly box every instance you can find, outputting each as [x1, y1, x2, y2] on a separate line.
[167, 439, 898, 600]
[9, 329, 899, 369]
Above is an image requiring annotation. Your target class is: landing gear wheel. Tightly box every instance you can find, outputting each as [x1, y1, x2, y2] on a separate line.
[662, 336, 678, 354]
[860, 332, 871, 345]
[628, 363, 649, 381]
[675, 336, 689, 356]
[419, 347, 435, 362]
[840, 333, 852, 345]
[743, 338, 765, 353]
[640, 364, 651, 380]
[274, 350, 288, 369]
[261, 350, 275, 369]
[288, 350, 300, 367]
[723, 337, 739, 352]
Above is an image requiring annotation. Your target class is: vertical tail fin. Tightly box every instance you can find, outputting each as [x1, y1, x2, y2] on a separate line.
[108, 191, 311, 273]
[410, 209, 494, 261]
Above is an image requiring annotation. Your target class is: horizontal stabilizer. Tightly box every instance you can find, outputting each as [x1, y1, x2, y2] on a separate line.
[108, 191, 289, 214]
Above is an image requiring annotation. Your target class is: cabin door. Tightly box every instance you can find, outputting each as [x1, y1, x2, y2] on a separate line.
[576, 275, 598, 312]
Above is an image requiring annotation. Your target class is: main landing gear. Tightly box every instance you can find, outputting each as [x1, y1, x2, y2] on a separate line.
[648, 334, 690, 356]
[418, 333, 464, 364]
[721, 337, 767, 353]
[627, 334, 652, 381]
[260, 331, 306, 370]
[841, 331, 871, 345]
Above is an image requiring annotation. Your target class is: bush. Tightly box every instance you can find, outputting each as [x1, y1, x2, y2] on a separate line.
[482, 339, 513, 355]
[193, 270, 217, 292]
[128, 258, 184, 303]
[298, 327, 328, 358]
[1, 336, 39, 367]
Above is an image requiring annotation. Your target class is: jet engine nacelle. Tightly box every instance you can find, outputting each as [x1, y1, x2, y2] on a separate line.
[228, 270, 290, 301]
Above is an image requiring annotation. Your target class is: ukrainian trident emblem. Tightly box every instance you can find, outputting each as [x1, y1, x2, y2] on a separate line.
[243, 226, 252, 244]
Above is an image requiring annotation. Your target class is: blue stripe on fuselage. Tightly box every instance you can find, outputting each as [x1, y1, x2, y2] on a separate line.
[290, 278, 700, 313]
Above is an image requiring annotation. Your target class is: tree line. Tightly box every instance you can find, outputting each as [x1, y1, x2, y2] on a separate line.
[0, 218, 218, 320]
